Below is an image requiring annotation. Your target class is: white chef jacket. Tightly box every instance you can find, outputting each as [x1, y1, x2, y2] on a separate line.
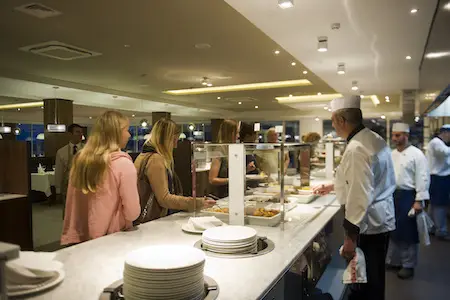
[335, 127, 396, 235]
[55, 142, 82, 194]
[426, 137, 450, 176]
[392, 145, 430, 200]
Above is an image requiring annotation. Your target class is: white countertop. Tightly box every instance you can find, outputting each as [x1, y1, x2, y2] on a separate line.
[0, 193, 27, 202]
[29, 194, 339, 300]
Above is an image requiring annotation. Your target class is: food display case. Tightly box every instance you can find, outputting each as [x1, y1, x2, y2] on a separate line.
[310, 140, 346, 179]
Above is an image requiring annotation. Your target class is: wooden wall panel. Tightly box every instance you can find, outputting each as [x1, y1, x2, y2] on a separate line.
[43, 99, 73, 157]
[0, 140, 30, 194]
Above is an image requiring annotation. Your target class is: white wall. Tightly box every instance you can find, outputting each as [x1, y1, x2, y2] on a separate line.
[299, 117, 323, 139]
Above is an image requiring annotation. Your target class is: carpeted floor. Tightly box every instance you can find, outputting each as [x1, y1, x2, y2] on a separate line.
[32, 202, 64, 251]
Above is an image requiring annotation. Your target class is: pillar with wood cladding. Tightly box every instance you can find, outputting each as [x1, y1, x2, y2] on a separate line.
[401, 89, 416, 126]
[43, 99, 73, 157]
[211, 119, 224, 142]
[152, 112, 171, 125]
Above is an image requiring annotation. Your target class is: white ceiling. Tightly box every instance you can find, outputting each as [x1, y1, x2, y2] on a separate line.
[225, 0, 437, 96]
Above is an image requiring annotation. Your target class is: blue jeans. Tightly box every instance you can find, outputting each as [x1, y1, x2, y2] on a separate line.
[433, 205, 449, 237]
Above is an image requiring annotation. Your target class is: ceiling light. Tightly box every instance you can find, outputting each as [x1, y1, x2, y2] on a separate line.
[289, 94, 293, 97]
[41, 106, 44, 109]
[291, 62, 296, 66]
[410, 8, 418, 14]
[425, 51, 450, 59]
[132, 114, 136, 117]
[317, 92, 322, 96]
[385, 96, 389, 100]
[14, 128, 21, 136]
[328, 108, 332, 112]
[303, 70, 308, 74]
[324, 106, 328, 110]
[276, 93, 343, 103]
[217, 96, 221, 99]
[188, 123, 195, 131]
[274, 50, 280, 55]
[0, 117, 11, 134]
[238, 101, 242, 105]
[351, 81, 359, 91]
[337, 63, 346, 75]
[370, 95, 380, 106]
[17, 108, 21, 111]
[47, 124, 66, 133]
[444, 2, 450, 10]
[415, 116, 420, 122]
[164, 79, 312, 95]
[201, 77, 209, 86]
[406, 55, 412, 60]
[124, 44, 131, 48]
[315, 117, 320, 122]
[0, 101, 44, 111]
[89, 116, 92, 119]
[207, 83, 213, 87]
[140, 119, 149, 128]
[317, 36, 328, 52]
[278, 0, 294, 9]
[255, 105, 259, 109]
[360, 95, 365, 99]
[386, 98, 390, 103]
[381, 115, 386, 120]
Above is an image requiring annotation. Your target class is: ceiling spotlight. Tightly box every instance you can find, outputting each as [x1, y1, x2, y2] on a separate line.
[410, 8, 418, 14]
[201, 77, 210, 86]
[40, 106, 44, 109]
[406, 55, 412, 60]
[188, 123, 195, 131]
[132, 114, 136, 117]
[370, 95, 380, 106]
[328, 108, 332, 112]
[291, 62, 297, 66]
[337, 63, 346, 75]
[255, 105, 259, 109]
[17, 108, 21, 111]
[360, 95, 365, 99]
[289, 94, 293, 97]
[317, 92, 322, 96]
[217, 96, 221, 99]
[317, 36, 328, 52]
[274, 50, 280, 55]
[351, 81, 359, 91]
[124, 44, 131, 48]
[415, 116, 420, 122]
[315, 117, 320, 122]
[444, 2, 450, 10]
[140, 119, 149, 128]
[381, 115, 386, 120]
[14, 128, 21, 136]
[303, 70, 308, 74]
[278, 0, 294, 9]
[89, 116, 92, 119]
[207, 83, 213, 87]
[425, 51, 450, 59]
[238, 101, 242, 105]
[385, 96, 390, 103]
[324, 106, 328, 110]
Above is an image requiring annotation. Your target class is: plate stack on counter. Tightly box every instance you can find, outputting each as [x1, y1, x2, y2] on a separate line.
[123, 245, 206, 300]
[202, 226, 258, 254]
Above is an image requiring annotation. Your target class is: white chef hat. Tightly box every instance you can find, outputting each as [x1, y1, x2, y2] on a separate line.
[330, 95, 361, 112]
[441, 124, 450, 131]
[392, 123, 410, 133]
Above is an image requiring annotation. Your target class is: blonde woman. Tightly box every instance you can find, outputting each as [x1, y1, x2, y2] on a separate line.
[134, 118, 215, 223]
[61, 111, 140, 245]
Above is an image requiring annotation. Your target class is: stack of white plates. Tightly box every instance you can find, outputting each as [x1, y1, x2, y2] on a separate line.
[202, 226, 258, 254]
[123, 245, 206, 300]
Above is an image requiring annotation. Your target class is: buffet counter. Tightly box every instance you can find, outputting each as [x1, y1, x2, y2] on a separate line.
[29, 194, 339, 300]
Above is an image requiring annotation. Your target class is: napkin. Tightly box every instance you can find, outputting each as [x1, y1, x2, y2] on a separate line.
[37, 164, 45, 174]
[340, 246, 367, 284]
[188, 216, 223, 231]
[6, 251, 63, 294]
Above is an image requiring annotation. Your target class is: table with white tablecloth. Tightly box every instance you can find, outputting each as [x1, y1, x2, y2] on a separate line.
[31, 172, 55, 197]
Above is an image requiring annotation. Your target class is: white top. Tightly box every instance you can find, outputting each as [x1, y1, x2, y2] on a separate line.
[392, 122, 410, 133]
[426, 137, 450, 176]
[392, 146, 430, 200]
[335, 128, 396, 234]
[330, 95, 360, 112]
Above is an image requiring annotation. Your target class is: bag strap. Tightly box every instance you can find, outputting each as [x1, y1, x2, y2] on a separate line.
[138, 153, 154, 182]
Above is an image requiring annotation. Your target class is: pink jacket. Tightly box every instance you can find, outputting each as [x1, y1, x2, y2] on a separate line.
[61, 152, 141, 245]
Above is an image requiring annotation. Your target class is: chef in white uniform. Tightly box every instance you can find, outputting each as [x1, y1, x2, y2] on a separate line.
[314, 95, 396, 300]
[427, 124, 450, 240]
[385, 123, 429, 279]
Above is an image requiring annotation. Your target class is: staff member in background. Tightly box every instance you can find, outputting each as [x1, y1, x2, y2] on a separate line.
[427, 124, 450, 240]
[55, 123, 83, 217]
[314, 96, 396, 300]
[254, 127, 290, 176]
[386, 123, 429, 279]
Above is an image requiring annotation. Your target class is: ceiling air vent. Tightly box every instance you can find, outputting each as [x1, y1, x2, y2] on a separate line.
[15, 3, 62, 19]
[19, 41, 102, 61]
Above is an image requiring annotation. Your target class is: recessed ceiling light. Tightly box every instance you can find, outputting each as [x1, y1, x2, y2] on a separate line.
[444, 2, 450, 10]
[255, 105, 259, 109]
[278, 0, 294, 9]
[291, 62, 297, 66]
[370, 95, 380, 106]
[385, 96, 390, 102]
[89, 116, 92, 119]
[328, 108, 332, 112]
[238, 101, 242, 105]
[361, 95, 365, 99]
[289, 94, 293, 97]
[324, 106, 328, 110]
[276, 93, 343, 103]
[415, 116, 420, 122]
[410, 8, 418, 14]
[274, 50, 280, 55]
[303, 70, 308, 74]
[124, 44, 131, 48]
[406, 55, 412, 60]
[132, 114, 135, 117]
[207, 83, 213, 87]
[425, 51, 450, 59]
[17, 108, 21, 111]
[337, 63, 346, 75]
[164, 79, 312, 95]
[317, 36, 328, 52]
[40, 106, 44, 109]
[381, 115, 386, 119]
[351, 81, 359, 91]
[217, 96, 221, 99]
[194, 43, 211, 50]
[386, 99, 390, 103]
[317, 92, 322, 96]
[315, 117, 320, 121]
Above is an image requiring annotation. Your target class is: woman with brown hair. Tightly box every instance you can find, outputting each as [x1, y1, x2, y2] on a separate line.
[134, 118, 215, 223]
[61, 111, 141, 245]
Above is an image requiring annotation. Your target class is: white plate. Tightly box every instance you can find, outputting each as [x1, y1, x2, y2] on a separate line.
[7, 269, 65, 297]
[125, 245, 205, 270]
[202, 225, 257, 243]
[182, 223, 204, 234]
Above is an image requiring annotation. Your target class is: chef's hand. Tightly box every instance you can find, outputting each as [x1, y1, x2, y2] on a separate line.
[202, 198, 216, 209]
[313, 183, 334, 195]
[341, 236, 356, 261]
[413, 201, 423, 213]
[246, 161, 256, 173]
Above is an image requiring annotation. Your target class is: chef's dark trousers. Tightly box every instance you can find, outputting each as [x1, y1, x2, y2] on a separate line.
[348, 232, 390, 300]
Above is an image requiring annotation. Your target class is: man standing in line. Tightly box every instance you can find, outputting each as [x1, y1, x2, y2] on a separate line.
[314, 95, 396, 300]
[386, 123, 429, 279]
[255, 127, 290, 176]
[427, 124, 450, 240]
[55, 124, 83, 218]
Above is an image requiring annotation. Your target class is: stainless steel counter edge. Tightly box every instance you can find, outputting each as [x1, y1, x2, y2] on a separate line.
[29, 195, 339, 300]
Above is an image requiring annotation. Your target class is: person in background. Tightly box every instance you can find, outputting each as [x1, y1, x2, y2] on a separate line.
[314, 96, 396, 300]
[134, 118, 215, 223]
[427, 124, 450, 240]
[239, 122, 259, 175]
[254, 127, 290, 175]
[386, 123, 429, 279]
[61, 111, 140, 245]
[55, 123, 83, 217]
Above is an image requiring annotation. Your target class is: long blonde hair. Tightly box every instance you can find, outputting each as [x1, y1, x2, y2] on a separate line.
[218, 119, 238, 143]
[146, 118, 180, 173]
[70, 111, 128, 194]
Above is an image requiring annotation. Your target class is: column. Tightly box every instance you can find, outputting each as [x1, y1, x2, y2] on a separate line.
[211, 119, 224, 142]
[299, 117, 323, 140]
[43, 99, 73, 157]
[386, 118, 391, 147]
[401, 89, 416, 125]
[152, 112, 171, 126]
[424, 117, 430, 151]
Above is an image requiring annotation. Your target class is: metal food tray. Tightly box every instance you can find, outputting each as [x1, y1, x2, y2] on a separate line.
[201, 210, 282, 227]
[99, 276, 219, 300]
[194, 236, 275, 259]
